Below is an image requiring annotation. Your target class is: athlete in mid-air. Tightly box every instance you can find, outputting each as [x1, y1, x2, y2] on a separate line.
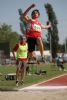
[19, 4, 51, 62]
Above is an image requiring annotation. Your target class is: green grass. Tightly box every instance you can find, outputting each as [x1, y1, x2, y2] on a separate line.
[0, 63, 67, 91]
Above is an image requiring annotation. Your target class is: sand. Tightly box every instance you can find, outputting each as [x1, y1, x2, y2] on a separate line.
[0, 90, 67, 100]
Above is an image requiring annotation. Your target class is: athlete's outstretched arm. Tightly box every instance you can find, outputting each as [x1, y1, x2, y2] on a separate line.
[23, 4, 35, 22]
[23, 4, 35, 15]
[41, 24, 51, 29]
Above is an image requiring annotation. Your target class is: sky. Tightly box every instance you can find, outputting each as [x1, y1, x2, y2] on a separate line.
[0, 0, 67, 44]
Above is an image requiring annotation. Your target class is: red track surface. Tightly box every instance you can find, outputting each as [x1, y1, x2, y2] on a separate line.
[37, 74, 67, 86]
[20, 74, 67, 91]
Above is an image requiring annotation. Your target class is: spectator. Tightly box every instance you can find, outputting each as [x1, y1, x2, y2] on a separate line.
[56, 56, 66, 71]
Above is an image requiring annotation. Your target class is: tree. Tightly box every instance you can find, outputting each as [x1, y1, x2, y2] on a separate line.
[0, 23, 12, 42]
[8, 31, 19, 51]
[45, 3, 59, 59]
[0, 23, 19, 51]
[58, 44, 65, 53]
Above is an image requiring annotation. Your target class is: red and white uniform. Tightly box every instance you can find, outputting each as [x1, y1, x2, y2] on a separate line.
[26, 19, 42, 38]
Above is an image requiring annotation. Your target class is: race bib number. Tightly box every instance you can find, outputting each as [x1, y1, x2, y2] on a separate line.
[32, 24, 41, 32]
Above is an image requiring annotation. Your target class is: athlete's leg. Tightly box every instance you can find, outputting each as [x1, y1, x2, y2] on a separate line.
[37, 37, 44, 57]
[37, 37, 45, 62]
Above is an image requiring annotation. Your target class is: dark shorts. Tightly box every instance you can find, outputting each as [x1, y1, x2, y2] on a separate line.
[27, 37, 37, 52]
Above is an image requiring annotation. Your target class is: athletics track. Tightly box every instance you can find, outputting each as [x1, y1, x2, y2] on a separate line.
[19, 73, 67, 91]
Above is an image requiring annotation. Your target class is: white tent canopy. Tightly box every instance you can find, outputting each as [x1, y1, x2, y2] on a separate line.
[10, 50, 51, 57]
[35, 50, 51, 56]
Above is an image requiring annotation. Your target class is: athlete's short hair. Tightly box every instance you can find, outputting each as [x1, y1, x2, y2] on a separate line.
[31, 9, 40, 17]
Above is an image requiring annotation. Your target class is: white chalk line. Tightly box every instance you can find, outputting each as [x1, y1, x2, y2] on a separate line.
[19, 73, 67, 91]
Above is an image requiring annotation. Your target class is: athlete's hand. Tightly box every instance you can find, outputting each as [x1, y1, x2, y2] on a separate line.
[48, 24, 51, 28]
[23, 4, 36, 16]
[30, 4, 36, 8]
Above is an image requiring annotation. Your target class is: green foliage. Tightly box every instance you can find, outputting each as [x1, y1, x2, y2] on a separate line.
[0, 23, 19, 51]
[45, 3, 59, 58]
[0, 23, 11, 42]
